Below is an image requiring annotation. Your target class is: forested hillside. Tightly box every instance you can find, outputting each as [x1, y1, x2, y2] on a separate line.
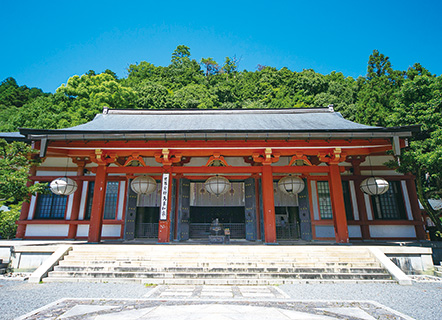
[1, 45, 441, 234]
[4, 46, 439, 131]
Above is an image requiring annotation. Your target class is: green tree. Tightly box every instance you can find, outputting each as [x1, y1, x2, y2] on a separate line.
[0, 204, 21, 239]
[386, 68, 442, 235]
[0, 139, 44, 204]
[221, 56, 239, 75]
[200, 57, 220, 77]
[57, 72, 137, 121]
[136, 81, 171, 109]
[0, 139, 45, 239]
[171, 84, 217, 109]
[0, 77, 47, 111]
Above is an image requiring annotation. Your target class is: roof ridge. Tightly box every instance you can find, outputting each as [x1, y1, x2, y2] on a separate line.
[103, 107, 334, 116]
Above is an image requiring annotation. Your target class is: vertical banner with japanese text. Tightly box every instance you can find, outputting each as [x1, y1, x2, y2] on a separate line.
[160, 173, 170, 220]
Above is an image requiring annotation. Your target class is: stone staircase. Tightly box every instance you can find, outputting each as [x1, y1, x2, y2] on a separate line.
[44, 245, 393, 285]
[435, 264, 442, 278]
[0, 259, 8, 274]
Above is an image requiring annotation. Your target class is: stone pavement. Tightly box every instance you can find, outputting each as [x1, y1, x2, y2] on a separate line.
[16, 285, 414, 320]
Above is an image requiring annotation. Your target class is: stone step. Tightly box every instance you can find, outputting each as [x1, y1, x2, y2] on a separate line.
[57, 260, 382, 268]
[47, 270, 391, 280]
[42, 277, 396, 285]
[67, 249, 374, 256]
[45, 245, 393, 284]
[68, 249, 373, 254]
[53, 265, 387, 274]
[70, 245, 368, 251]
[63, 255, 378, 263]
[435, 265, 442, 277]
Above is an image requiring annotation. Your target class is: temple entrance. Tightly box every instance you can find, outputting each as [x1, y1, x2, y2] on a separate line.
[135, 207, 159, 239]
[275, 206, 300, 240]
[189, 206, 245, 239]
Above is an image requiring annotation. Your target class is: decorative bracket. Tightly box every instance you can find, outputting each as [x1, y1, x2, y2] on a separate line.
[317, 148, 347, 165]
[206, 153, 229, 167]
[91, 149, 118, 166]
[288, 153, 312, 166]
[121, 153, 147, 167]
[329, 148, 347, 164]
[252, 148, 280, 165]
[71, 157, 92, 168]
[155, 148, 182, 166]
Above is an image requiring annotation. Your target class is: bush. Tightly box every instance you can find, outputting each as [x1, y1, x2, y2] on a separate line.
[0, 204, 21, 239]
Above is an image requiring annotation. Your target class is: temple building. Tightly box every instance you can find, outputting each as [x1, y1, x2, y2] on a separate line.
[16, 107, 425, 243]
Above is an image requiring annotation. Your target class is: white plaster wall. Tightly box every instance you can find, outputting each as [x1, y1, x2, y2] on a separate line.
[310, 181, 320, 220]
[369, 225, 416, 238]
[101, 225, 122, 237]
[143, 157, 163, 167]
[25, 224, 69, 237]
[348, 225, 362, 238]
[65, 194, 74, 220]
[401, 181, 414, 220]
[315, 225, 335, 238]
[185, 157, 210, 167]
[76, 225, 89, 237]
[362, 155, 394, 166]
[76, 225, 121, 238]
[364, 193, 373, 220]
[349, 181, 360, 220]
[117, 181, 126, 220]
[36, 171, 76, 176]
[223, 157, 248, 166]
[28, 194, 37, 220]
[272, 156, 291, 166]
[78, 181, 88, 220]
[360, 170, 401, 176]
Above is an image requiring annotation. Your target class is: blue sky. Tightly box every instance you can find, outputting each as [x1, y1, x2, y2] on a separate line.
[2, 0, 441, 92]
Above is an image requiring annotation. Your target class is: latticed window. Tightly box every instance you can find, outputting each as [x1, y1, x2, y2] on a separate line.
[84, 181, 119, 220]
[103, 181, 119, 219]
[372, 181, 406, 220]
[317, 181, 333, 219]
[34, 186, 67, 219]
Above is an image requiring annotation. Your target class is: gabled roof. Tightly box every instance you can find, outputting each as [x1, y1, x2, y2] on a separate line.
[0, 132, 27, 142]
[20, 108, 420, 141]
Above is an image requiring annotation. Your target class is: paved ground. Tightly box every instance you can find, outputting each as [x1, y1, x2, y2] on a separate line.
[2, 280, 442, 320]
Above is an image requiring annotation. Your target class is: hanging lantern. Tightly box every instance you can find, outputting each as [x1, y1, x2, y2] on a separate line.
[360, 177, 389, 196]
[131, 175, 157, 195]
[50, 177, 78, 196]
[278, 175, 305, 195]
[204, 175, 231, 196]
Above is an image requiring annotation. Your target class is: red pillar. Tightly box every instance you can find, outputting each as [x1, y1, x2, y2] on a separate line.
[353, 177, 371, 240]
[16, 166, 37, 239]
[406, 177, 426, 240]
[261, 165, 277, 243]
[88, 165, 107, 243]
[254, 175, 262, 241]
[158, 170, 172, 243]
[68, 163, 85, 239]
[329, 164, 349, 243]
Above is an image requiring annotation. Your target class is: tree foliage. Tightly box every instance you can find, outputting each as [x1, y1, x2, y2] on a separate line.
[0, 139, 44, 203]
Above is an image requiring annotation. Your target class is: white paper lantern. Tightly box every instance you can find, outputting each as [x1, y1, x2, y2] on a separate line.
[278, 175, 305, 195]
[204, 176, 231, 196]
[131, 175, 157, 195]
[50, 177, 78, 196]
[360, 177, 389, 196]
